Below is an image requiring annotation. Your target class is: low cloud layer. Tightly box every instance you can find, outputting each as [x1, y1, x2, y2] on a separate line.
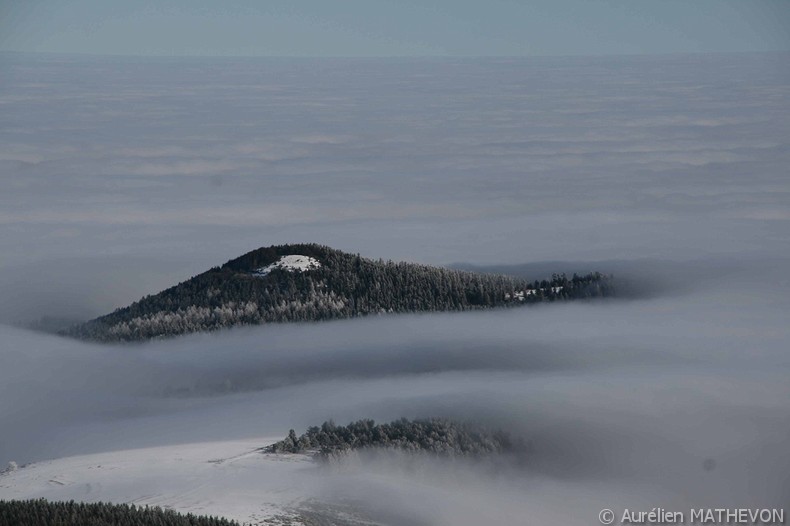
[1, 260, 788, 522]
[1, 52, 789, 324]
[0, 53, 788, 524]
[1, 53, 789, 276]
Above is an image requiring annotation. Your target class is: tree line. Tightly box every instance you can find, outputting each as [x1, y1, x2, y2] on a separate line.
[266, 418, 522, 460]
[0, 499, 239, 526]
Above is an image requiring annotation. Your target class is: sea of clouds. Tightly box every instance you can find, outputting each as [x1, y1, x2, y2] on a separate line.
[0, 52, 789, 523]
[1, 52, 788, 315]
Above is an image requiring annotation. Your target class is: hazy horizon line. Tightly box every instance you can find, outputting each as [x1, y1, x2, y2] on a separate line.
[3, 49, 789, 61]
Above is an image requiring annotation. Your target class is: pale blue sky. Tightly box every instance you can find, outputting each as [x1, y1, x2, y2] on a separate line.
[1, 0, 789, 57]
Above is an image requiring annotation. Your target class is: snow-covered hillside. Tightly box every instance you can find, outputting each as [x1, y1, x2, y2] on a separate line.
[0, 439, 314, 526]
[252, 255, 321, 277]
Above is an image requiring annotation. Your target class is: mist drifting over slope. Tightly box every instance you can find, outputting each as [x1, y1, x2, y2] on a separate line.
[1, 52, 789, 524]
[2, 260, 789, 523]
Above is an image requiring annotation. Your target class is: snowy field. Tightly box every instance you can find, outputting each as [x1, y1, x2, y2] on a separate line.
[0, 439, 313, 525]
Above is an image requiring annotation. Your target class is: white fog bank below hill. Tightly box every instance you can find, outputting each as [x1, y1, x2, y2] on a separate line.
[0, 259, 788, 524]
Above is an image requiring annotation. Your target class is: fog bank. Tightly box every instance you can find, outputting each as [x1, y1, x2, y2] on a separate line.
[1, 260, 788, 522]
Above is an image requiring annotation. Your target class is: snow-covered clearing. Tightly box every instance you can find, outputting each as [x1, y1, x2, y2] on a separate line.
[252, 255, 321, 277]
[0, 438, 313, 526]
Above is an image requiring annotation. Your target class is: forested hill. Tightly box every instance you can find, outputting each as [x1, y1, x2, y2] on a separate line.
[65, 244, 614, 342]
[266, 418, 522, 459]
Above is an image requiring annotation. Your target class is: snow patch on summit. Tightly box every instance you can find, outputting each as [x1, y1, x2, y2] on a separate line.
[252, 255, 321, 277]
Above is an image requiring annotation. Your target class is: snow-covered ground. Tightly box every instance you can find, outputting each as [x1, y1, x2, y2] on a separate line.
[252, 255, 322, 277]
[0, 438, 314, 525]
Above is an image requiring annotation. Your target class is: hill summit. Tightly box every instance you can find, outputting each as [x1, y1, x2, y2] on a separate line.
[66, 244, 613, 342]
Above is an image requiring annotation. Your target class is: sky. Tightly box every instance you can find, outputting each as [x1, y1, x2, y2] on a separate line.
[1, 0, 789, 57]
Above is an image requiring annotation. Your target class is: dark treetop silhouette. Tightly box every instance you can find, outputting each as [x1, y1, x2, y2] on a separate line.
[66, 244, 613, 342]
